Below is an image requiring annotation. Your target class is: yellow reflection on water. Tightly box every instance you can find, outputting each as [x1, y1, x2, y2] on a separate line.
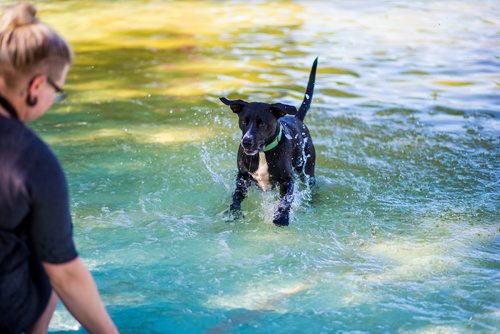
[362, 221, 497, 282]
[43, 126, 215, 145]
[39, 1, 305, 48]
[206, 279, 309, 312]
[31, 1, 305, 103]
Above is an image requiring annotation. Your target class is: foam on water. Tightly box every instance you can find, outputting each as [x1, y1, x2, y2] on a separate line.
[205, 279, 309, 312]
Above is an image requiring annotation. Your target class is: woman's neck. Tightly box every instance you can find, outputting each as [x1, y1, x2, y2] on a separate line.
[0, 106, 10, 118]
[0, 94, 20, 120]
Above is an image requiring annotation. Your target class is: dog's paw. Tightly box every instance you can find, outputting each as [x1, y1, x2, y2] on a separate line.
[273, 211, 289, 226]
[224, 205, 243, 221]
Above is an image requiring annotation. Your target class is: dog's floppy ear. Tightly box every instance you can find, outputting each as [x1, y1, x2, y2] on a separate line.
[270, 103, 298, 118]
[220, 97, 248, 113]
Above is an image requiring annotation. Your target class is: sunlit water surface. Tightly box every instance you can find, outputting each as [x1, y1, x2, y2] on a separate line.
[5, 0, 499, 332]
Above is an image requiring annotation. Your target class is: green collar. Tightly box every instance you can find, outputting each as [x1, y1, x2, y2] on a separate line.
[263, 124, 283, 152]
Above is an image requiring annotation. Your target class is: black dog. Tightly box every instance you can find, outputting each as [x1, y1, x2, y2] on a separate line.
[220, 58, 318, 226]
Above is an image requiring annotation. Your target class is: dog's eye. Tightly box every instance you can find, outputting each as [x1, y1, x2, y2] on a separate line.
[256, 119, 264, 127]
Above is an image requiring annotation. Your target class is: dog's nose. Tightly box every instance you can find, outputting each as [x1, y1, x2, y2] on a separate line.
[241, 137, 253, 148]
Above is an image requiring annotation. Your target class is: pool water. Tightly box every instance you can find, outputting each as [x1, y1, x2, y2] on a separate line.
[7, 0, 500, 332]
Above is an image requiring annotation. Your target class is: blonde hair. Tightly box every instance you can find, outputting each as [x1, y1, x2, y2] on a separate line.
[0, 2, 72, 87]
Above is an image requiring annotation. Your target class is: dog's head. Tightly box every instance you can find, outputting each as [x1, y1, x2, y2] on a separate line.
[220, 97, 297, 156]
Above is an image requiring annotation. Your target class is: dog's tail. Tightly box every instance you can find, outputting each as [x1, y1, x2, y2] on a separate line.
[296, 57, 318, 122]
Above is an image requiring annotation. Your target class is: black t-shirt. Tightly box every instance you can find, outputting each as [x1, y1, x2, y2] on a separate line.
[0, 116, 78, 333]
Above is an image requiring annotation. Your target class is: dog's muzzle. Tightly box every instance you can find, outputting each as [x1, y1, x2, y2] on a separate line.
[241, 138, 263, 156]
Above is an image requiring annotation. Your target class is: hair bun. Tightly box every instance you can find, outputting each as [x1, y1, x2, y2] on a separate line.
[0, 2, 38, 32]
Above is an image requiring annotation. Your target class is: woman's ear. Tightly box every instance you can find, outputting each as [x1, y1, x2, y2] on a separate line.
[28, 75, 46, 94]
[26, 75, 46, 106]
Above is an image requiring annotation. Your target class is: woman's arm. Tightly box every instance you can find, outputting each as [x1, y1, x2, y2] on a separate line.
[42, 257, 118, 334]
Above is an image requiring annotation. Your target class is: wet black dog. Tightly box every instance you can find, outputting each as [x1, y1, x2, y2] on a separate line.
[220, 58, 318, 226]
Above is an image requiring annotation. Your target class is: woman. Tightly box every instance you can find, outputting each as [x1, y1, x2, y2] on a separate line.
[0, 3, 118, 333]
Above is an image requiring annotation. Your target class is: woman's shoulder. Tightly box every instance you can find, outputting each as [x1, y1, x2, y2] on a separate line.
[0, 117, 62, 173]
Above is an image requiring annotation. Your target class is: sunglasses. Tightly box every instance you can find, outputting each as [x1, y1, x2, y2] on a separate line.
[46, 77, 67, 103]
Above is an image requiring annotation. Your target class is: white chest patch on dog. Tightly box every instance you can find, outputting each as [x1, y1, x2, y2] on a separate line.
[250, 152, 272, 191]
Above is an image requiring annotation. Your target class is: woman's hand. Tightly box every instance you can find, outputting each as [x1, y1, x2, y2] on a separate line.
[43, 257, 118, 334]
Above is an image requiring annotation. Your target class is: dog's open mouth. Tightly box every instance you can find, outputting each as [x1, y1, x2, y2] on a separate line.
[243, 148, 260, 156]
[242, 144, 264, 156]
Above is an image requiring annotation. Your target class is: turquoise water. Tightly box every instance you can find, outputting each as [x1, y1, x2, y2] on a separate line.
[9, 0, 500, 332]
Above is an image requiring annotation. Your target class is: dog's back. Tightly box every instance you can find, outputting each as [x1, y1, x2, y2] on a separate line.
[278, 57, 318, 180]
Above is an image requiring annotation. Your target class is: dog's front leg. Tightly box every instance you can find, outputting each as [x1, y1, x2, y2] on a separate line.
[273, 181, 294, 226]
[230, 172, 251, 218]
